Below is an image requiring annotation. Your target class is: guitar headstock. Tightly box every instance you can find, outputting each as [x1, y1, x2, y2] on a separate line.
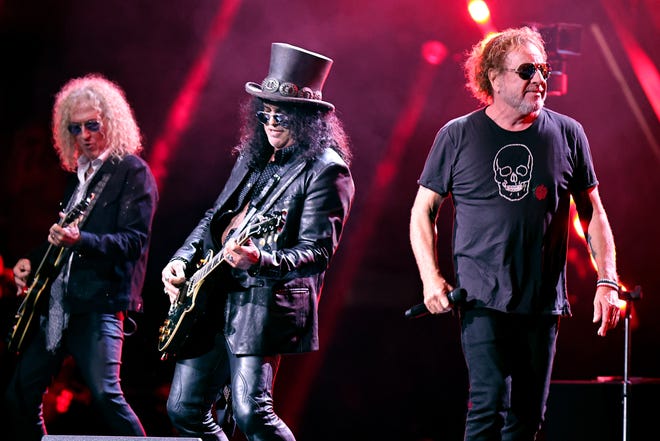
[241, 210, 287, 244]
[62, 193, 94, 227]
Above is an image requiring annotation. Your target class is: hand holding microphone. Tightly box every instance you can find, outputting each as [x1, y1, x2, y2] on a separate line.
[404, 287, 467, 319]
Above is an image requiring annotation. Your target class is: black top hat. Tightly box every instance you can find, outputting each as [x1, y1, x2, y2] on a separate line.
[245, 43, 334, 110]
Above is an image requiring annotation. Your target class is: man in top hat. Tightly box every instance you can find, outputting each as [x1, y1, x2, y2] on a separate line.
[161, 43, 354, 440]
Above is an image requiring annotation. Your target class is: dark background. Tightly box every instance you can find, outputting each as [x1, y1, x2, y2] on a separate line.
[0, 0, 658, 440]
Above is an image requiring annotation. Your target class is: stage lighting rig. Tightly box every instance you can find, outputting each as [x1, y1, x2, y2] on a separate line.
[527, 22, 583, 96]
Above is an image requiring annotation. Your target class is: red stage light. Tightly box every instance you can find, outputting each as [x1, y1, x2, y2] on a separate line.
[421, 40, 448, 66]
[55, 389, 74, 414]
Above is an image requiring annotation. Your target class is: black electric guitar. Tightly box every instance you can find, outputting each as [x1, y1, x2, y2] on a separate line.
[158, 210, 286, 359]
[7, 194, 94, 354]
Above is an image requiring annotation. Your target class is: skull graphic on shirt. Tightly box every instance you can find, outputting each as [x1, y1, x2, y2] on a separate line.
[493, 144, 533, 201]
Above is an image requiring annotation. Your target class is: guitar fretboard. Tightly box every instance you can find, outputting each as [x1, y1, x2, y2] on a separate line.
[188, 220, 270, 286]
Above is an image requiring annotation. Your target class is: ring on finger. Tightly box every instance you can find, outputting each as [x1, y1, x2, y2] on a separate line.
[227, 254, 234, 263]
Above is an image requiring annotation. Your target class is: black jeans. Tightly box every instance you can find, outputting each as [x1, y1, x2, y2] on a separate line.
[167, 332, 295, 441]
[4, 312, 145, 441]
[460, 309, 559, 441]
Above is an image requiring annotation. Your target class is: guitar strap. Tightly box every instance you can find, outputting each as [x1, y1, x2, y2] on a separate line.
[63, 170, 111, 227]
[78, 172, 111, 227]
[228, 159, 307, 241]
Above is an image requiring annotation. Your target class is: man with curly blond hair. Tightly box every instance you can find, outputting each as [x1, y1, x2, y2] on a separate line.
[6, 73, 158, 440]
[410, 27, 620, 440]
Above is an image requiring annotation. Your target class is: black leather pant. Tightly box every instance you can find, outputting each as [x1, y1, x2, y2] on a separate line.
[167, 332, 295, 441]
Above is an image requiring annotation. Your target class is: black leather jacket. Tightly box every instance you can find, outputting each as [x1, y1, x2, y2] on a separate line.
[171, 147, 354, 355]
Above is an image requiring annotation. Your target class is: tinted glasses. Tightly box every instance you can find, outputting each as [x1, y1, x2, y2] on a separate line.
[256, 111, 289, 127]
[67, 119, 102, 136]
[505, 63, 551, 80]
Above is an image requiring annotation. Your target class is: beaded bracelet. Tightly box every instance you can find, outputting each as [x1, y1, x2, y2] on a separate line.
[596, 278, 619, 290]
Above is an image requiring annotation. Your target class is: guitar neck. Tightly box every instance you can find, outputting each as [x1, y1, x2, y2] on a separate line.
[34, 244, 70, 283]
[191, 224, 256, 285]
[30, 195, 92, 282]
[193, 252, 224, 284]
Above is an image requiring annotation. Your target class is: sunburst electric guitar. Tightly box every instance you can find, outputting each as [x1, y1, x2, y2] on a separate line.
[7, 194, 94, 353]
[158, 210, 286, 359]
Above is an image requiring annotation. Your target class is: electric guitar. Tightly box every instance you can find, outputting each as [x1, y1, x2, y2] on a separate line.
[158, 210, 286, 359]
[7, 194, 94, 353]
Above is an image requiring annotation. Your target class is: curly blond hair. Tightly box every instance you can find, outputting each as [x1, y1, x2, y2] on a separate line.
[52, 73, 143, 171]
[464, 27, 547, 105]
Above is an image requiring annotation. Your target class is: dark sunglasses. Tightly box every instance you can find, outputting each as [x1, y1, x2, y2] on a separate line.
[505, 62, 552, 80]
[67, 119, 102, 136]
[256, 111, 289, 127]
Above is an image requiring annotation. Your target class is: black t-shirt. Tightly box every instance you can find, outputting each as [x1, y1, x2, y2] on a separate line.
[419, 107, 597, 315]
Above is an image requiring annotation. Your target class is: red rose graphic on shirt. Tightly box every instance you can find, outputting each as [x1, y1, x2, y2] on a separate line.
[535, 185, 548, 200]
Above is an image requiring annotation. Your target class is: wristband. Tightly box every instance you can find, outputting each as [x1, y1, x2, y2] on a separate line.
[596, 278, 619, 290]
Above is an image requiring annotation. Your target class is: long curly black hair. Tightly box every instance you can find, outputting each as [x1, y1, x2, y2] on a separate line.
[234, 97, 352, 168]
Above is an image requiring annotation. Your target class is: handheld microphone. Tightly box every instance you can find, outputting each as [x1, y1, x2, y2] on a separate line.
[404, 287, 467, 319]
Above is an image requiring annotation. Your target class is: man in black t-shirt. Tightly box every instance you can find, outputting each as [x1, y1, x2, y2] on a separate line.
[409, 27, 621, 441]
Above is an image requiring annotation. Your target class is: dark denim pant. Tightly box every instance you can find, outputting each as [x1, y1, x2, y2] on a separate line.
[4, 312, 145, 441]
[460, 309, 559, 441]
[167, 332, 295, 441]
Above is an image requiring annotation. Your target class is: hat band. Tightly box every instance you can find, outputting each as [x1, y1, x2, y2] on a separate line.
[261, 77, 323, 101]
